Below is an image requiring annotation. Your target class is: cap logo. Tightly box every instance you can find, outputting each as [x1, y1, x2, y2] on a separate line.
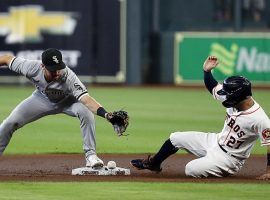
[52, 56, 59, 64]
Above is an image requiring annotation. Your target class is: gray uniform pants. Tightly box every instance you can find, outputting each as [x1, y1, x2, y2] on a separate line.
[0, 91, 96, 156]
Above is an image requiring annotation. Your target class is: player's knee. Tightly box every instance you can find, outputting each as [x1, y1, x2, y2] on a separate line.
[185, 161, 209, 178]
[169, 131, 186, 148]
[185, 162, 195, 177]
[185, 162, 201, 178]
[2, 119, 21, 132]
[169, 132, 180, 144]
[77, 107, 94, 122]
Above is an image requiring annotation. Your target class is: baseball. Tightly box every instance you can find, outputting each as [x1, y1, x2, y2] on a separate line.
[107, 161, 117, 169]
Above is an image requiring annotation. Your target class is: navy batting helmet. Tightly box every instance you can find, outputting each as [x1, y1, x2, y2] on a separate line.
[217, 76, 252, 108]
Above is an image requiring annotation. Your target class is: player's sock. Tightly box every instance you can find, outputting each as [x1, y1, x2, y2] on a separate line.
[151, 139, 178, 166]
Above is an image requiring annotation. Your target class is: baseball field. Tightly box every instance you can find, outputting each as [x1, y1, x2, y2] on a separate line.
[0, 86, 269, 199]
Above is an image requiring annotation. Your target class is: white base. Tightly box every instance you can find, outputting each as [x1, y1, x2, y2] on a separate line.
[72, 166, 131, 176]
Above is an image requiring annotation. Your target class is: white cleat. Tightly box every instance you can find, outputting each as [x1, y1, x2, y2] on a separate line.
[86, 154, 104, 169]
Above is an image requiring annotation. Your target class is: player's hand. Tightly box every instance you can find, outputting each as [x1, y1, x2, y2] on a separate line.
[0, 54, 15, 68]
[256, 173, 270, 180]
[203, 56, 219, 72]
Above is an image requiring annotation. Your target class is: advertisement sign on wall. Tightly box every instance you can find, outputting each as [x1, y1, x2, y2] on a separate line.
[175, 32, 270, 83]
[0, 0, 125, 83]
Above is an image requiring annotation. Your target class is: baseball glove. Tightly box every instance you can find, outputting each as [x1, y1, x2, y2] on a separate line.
[106, 110, 129, 136]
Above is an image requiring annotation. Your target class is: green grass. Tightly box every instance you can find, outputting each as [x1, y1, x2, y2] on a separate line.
[0, 86, 269, 199]
[0, 182, 269, 200]
[0, 86, 269, 155]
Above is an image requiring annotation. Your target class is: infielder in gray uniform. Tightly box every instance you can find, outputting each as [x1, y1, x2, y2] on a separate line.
[131, 56, 270, 179]
[0, 48, 124, 168]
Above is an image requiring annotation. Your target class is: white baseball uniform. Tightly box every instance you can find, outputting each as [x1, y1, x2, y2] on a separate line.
[170, 83, 270, 177]
[0, 57, 97, 157]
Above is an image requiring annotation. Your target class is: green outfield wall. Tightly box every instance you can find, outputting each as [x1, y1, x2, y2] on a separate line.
[174, 32, 270, 84]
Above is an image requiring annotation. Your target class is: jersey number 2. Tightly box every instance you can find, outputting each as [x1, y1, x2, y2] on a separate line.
[226, 136, 244, 149]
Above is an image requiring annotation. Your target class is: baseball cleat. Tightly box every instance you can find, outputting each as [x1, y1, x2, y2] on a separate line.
[130, 155, 162, 172]
[86, 154, 104, 169]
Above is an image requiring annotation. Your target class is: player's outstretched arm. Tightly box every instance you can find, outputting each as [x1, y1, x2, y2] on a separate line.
[79, 94, 129, 136]
[79, 94, 102, 115]
[0, 54, 15, 67]
[257, 146, 270, 180]
[203, 56, 218, 94]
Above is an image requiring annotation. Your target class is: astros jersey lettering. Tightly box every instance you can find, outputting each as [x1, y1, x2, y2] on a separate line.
[213, 83, 270, 159]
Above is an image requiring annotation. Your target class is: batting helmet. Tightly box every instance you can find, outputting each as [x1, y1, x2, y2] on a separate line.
[217, 76, 252, 108]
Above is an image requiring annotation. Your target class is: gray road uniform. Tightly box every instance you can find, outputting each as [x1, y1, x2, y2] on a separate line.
[0, 57, 96, 157]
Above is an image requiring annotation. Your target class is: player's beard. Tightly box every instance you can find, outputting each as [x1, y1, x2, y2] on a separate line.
[51, 72, 60, 81]
[44, 69, 66, 82]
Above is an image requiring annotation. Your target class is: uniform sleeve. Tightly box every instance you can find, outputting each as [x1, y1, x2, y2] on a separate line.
[259, 117, 270, 146]
[9, 57, 40, 78]
[66, 68, 88, 100]
[212, 83, 227, 102]
[204, 70, 218, 94]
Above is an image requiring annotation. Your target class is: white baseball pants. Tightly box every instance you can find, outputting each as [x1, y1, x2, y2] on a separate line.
[170, 131, 245, 178]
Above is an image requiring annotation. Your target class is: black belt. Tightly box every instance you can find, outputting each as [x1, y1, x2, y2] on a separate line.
[218, 144, 239, 159]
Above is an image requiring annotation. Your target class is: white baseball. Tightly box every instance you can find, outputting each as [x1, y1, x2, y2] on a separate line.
[107, 161, 116, 169]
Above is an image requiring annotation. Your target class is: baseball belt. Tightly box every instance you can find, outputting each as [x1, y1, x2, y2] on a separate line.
[218, 144, 240, 159]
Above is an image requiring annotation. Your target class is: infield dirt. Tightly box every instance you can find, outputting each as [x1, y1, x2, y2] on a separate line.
[0, 154, 268, 183]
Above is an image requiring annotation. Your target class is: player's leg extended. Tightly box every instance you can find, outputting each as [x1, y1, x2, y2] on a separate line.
[62, 102, 96, 156]
[170, 131, 217, 157]
[131, 131, 216, 172]
[131, 131, 212, 171]
[0, 93, 59, 154]
[151, 131, 216, 170]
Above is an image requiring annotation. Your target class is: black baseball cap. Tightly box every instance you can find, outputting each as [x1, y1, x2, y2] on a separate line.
[41, 48, 66, 71]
